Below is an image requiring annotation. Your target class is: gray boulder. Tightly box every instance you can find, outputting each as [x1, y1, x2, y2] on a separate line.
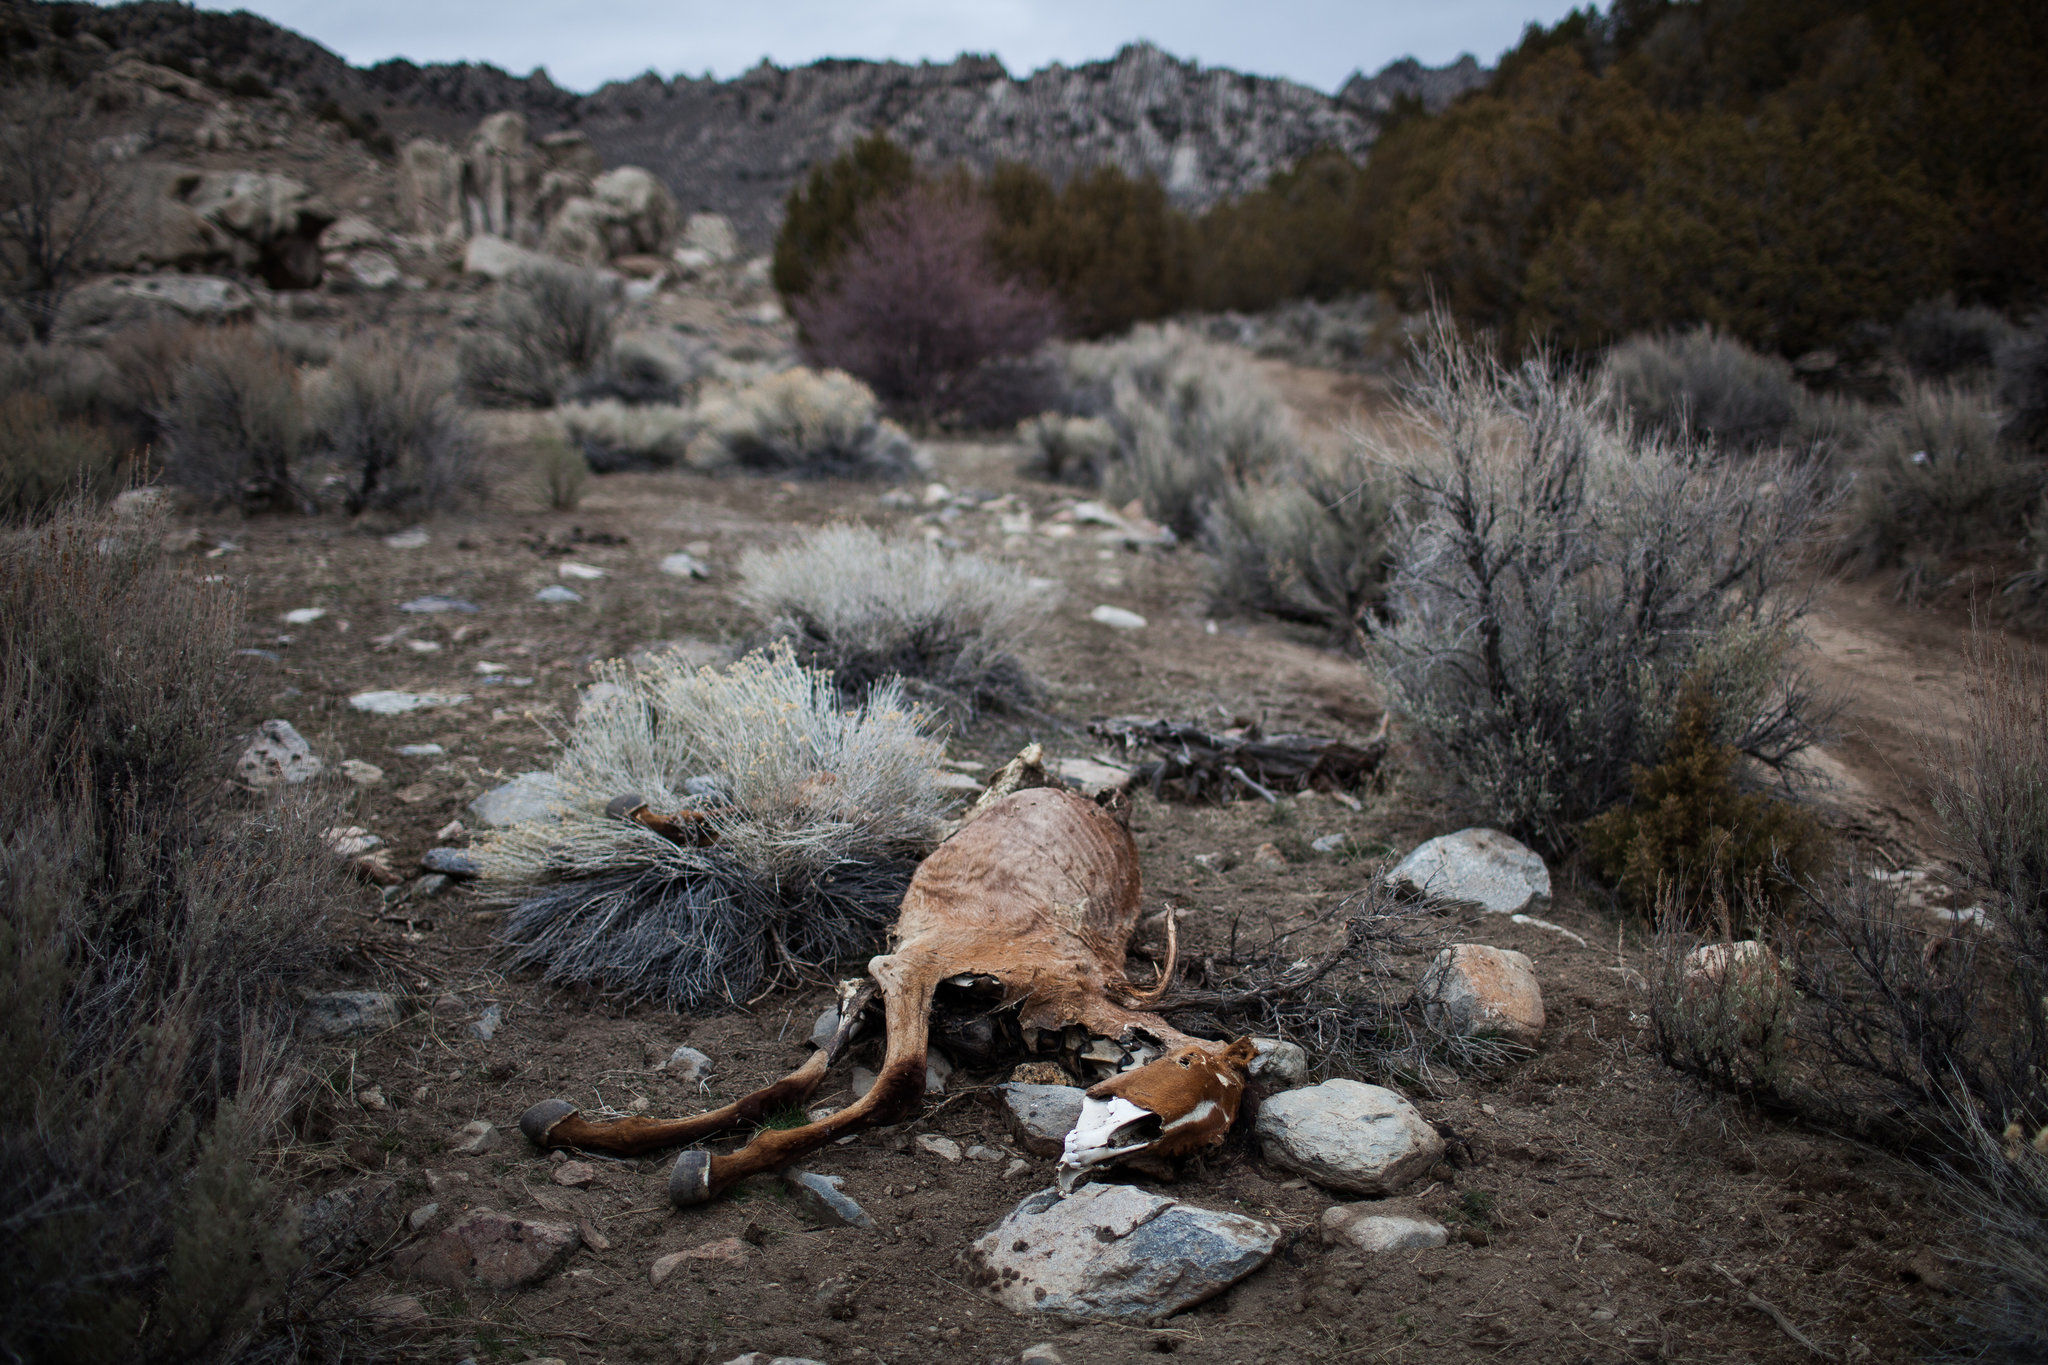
[1254, 1079, 1442, 1196]
[420, 847, 480, 879]
[469, 771, 566, 827]
[1386, 827, 1550, 915]
[998, 1083, 1087, 1157]
[967, 1182, 1280, 1322]
[1248, 1037, 1309, 1087]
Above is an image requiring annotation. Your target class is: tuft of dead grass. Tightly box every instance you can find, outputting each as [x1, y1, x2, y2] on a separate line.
[479, 644, 948, 1007]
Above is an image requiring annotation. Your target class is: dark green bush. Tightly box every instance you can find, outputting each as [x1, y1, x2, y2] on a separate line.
[986, 163, 1192, 339]
[1585, 689, 1831, 924]
[1898, 298, 2016, 380]
[771, 131, 916, 303]
[0, 504, 341, 1364]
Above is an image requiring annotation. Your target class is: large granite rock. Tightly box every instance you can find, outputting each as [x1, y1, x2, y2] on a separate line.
[1417, 944, 1545, 1048]
[1254, 1079, 1443, 1196]
[1386, 828, 1551, 916]
[966, 1183, 1280, 1322]
[58, 273, 254, 332]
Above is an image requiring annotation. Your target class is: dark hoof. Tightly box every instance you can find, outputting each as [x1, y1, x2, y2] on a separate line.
[519, 1098, 579, 1147]
[669, 1150, 713, 1207]
[605, 793, 648, 821]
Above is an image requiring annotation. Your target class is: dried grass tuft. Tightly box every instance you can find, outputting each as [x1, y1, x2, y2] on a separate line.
[479, 645, 949, 1007]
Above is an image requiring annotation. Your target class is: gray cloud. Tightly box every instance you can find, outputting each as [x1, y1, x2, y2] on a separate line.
[155, 0, 1583, 94]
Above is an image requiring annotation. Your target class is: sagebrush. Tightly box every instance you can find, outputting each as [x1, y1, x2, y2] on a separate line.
[160, 327, 309, 513]
[688, 367, 915, 480]
[313, 338, 478, 514]
[1203, 450, 1398, 647]
[462, 263, 619, 408]
[555, 399, 698, 472]
[737, 525, 1046, 713]
[0, 390, 128, 521]
[1058, 324, 1300, 538]
[1372, 317, 1830, 850]
[1600, 325, 1804, 454]
[1841, 380, 2038, 576]
[0, 504, 339, 1363]
[479, 645, 948, 1007]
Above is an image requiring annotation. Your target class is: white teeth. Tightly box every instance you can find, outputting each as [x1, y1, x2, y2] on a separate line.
[1057, 1096, 1159, 1189]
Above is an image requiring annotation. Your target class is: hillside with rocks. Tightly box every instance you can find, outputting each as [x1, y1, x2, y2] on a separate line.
[5, 0, 1484, 241]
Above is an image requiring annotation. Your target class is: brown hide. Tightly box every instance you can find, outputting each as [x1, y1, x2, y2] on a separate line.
[519, 786, 1253, 1203]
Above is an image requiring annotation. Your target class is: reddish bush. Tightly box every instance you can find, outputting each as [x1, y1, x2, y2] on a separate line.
[795, 184, 1059, 424]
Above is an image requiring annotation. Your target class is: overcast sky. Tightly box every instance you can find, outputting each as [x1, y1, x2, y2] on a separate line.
[158, 0, 1588, 94]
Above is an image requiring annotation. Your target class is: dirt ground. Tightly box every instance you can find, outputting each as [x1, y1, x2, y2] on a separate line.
[216, 373, 1997, 1364]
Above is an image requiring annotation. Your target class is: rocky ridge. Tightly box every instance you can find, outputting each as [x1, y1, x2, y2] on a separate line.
[6, 2, 1486, 243]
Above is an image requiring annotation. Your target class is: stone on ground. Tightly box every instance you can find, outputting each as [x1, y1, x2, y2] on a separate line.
[966, 1182, 1281, 1322]
[916, 1134, 963, 1162]
[340, 759, 384, 786]
[449, 1119, 501, 1155]
[1682, 939, 1777, 991]
[1254, 1079, 1443, 1196]
[237, 719, 322, 786]
[420, 847, 480, 878]
[349, 689, 469, 715]
[1088, 604, 1147, 631]
[394, 1209, 579, 1289]
[1386, 827, 1550, 915]
[1418, 944, 1545, 1047]
[469, 771, 567, 827]
[534, 584, 582, 604]
[660, 551, 710, 578]
[998, 1083, 1087, 1157]
[301, 990, 400, 1038]
[784, 1170, 875, 1229]
[658, 1045, 713, 1084]
[1321, 1205, 1450, 1252]
[552, 1162, 596, 1188]
[651, 1237, 751, 1285]
[1248, 1037, 1309, 1087]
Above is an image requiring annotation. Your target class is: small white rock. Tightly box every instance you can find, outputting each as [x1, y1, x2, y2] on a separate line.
[534, 585, 582, 604]
[659, 552, 710, 579]
[1088, 604, 1147, 631]
[407, 1202, 440, 1231]
[283, 607, 326, 625]
[382, 527, 430, 549]
[558, 561, 608, 580]
[1321, 1206, 1449, 1252]
[916, 1133, 962, 1163]
[449, 1119, 500, 1155]
[340, 759, 385, 786]
[659, 1045, 713, 1085]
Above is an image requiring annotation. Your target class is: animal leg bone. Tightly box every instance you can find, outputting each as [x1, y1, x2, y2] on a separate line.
[518, 981, 877, 1156]
[668, 953, 942, 1206]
